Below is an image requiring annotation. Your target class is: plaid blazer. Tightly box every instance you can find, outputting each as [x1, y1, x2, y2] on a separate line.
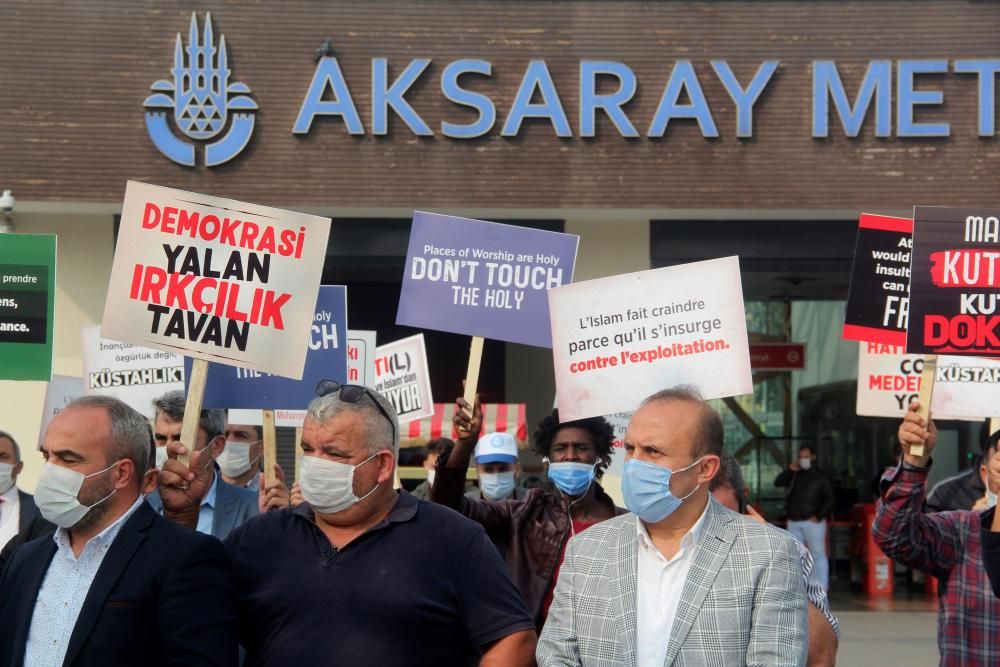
[537, 497, 808, 667]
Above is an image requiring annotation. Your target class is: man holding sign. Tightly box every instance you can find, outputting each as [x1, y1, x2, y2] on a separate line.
[433, 398, 622, 630]
[877, 402, 1000, 666]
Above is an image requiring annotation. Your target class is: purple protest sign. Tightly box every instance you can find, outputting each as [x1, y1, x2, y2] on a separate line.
[396, 212, 579, 347]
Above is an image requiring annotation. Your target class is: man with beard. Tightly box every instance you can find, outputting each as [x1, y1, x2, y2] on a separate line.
[0, 396, 236, 666]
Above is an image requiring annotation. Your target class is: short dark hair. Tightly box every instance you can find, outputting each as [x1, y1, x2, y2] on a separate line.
[153, 390, 225, 441]
[798, 444, 815, 457]
[710, 453, 748, 513]
[0, 430, 20, 462]
[986, 430, 1000, 459]
[533, 409, 614, 477]
[640, 386, 724, 458]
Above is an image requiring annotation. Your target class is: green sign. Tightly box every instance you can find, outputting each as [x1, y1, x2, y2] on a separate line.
[0, 234, 56, 381]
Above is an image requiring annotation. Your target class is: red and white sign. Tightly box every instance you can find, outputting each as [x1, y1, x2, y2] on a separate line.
[549, 257, 753, 421]
[102, 182, 331, 379]
[857, 341, 1000, 420]
[749, 343, 806, 371]
[373, 334, 434, 425]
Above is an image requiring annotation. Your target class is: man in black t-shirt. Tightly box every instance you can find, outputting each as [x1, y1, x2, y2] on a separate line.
[159, 383, 536, 666]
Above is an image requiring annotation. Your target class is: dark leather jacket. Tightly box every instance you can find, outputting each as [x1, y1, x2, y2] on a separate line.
[775, 466, 835, 521]
[431, 464, 623, 628]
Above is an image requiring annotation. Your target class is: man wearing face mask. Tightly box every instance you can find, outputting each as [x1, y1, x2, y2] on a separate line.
[0, 396, 237, 667]
[158, 381, 537, 666]
[775, 444, 835, 589]
[432, 399, 623, 630]
[0, 430, 46, 551]
[537, 387, 807, 666]
[148, 391, 259, 539]
[877, 402, 1000, 667]
[219, 421, 263, 490]
[467, 432, 528, 502]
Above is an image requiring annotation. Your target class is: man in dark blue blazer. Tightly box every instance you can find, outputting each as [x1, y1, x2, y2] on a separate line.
[0, 395, 237, 667]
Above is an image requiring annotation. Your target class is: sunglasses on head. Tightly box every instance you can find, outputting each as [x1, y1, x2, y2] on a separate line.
[315, 380, 396, 444]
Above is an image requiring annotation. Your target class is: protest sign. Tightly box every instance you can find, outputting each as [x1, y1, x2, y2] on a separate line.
[843, 214, 913, 346]
[397, 211, 579, 348]
[38, 375, 84, 446]
[102, 181, 331, 379]
[603, 411, 631, 477]
[227, 329, 376, 428]
[373, 334, 434, 425]
[857, 341, 1000, 420]
[549, 257, 753, 421]
[907, 206, 1000, 357]
[193, 286, 348, 409]
[82, 325, 184, 417]
[0, 233, 56, 381]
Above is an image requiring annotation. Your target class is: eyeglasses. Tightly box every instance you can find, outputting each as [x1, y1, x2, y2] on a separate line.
[315, 380, 397, 445]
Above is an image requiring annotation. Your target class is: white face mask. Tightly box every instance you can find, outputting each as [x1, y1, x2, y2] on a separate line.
[799, 458, 813, 471]
[34, 461, 119, 529]
[155, 446, 168, 469]
[217, 441, 259, 478]
[299, 452, 381, 515]
[0, 462, 15, 495]
[426, 469, 436, 486]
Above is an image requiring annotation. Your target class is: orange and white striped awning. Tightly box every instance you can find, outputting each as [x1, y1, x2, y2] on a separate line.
[401, 403, 528, 449]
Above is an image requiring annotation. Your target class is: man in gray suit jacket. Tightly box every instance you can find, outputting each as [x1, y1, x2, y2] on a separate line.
[538, 387, 807, 667]
[147, 391, 258, 539]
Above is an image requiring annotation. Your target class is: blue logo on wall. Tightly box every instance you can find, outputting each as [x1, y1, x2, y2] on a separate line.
[144, 13, 257, 166]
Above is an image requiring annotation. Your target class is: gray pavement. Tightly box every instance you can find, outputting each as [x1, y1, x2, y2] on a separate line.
[835, 610, 938, 667]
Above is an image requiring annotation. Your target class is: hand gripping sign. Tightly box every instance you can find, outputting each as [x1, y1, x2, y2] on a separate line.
[548, 256, 753, 422]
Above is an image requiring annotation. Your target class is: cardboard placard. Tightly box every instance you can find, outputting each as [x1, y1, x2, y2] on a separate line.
[856, 341, 1000, 420]
[227, 329, 377, 428]
[102, 181, 331, 378]
[396, 211, 579, 348]
[549, 257, 753, 421]
[843, 213, 913, 346]
[38, 375, 85, 446]
[81, 325, 185, 417]
[373, 334, 434, 425]
[907, 206, 1000, 357]
[0, 233, 56, 381]
[191, 286, 348, 409]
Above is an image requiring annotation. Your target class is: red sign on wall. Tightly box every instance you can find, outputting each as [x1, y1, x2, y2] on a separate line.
[749, 343, 806, 370]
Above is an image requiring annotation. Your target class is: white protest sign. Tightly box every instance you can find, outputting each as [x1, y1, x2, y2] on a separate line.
[102, 181, 331, 379]
[81, 325, 184, 417]
[373, 334, 434, 425]
[38, 375, 85, 446]
[857, 341, 1000, 420]
[549, 257, 753, 421]
[228, 330, 380, 428]
[604, 411, 632, 477]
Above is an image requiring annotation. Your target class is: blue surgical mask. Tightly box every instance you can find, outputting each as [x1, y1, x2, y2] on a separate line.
[623, 457, 703, 523]
[546, 460, 596, 496]
[480, 471, 516, 500]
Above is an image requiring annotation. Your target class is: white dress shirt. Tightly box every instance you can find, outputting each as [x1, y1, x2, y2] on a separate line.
[23, 495, 145, 667]
[0, 484, 21, 549]
[635, 503, 709, 667]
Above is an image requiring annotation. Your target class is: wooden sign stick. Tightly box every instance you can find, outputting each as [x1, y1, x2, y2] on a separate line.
[294, 426, 304, 474]
[913, 354, 938, 457]
[463, 336, 485, 418]
[262, 409, 277, 486]
[990, 418, 1000, 438]
[179, 359, 209, 466]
